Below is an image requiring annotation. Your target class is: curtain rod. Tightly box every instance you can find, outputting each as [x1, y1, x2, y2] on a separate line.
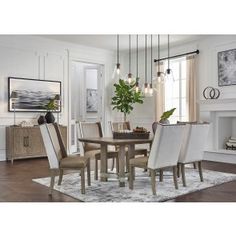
[154, 49, 199, 63]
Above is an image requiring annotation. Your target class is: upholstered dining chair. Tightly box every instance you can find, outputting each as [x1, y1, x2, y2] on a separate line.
[40, 123, 90, 195]
[129, 124, 185, 195]
[178, 123, 210, 187]
[109, 121, 148, 171]
[78, 121, 119, 180]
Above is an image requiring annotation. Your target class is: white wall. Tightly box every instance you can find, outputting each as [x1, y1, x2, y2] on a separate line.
[0, 35, 114, 160]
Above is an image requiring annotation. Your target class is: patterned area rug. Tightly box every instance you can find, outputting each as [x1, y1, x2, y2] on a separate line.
[33, 168, 236, 202]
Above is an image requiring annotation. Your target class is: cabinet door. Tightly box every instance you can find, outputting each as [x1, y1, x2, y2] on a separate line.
[27, 127, 46, 156]
[13, 128, 29, 157]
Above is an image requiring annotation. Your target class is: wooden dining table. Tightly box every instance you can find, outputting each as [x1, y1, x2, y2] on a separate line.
[78, 137, 152, 187]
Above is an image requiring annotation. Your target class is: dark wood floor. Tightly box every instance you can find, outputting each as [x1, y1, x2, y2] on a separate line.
[1, 158, 236, 202]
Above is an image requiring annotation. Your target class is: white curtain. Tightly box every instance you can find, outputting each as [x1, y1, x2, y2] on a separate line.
[186, 55, 198, 121]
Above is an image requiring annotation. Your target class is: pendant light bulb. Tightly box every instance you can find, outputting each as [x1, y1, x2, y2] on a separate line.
[116, 63, 120, 75]
[144, 82, 148, 94]
[149, 83, 153, 96]
[135, 81, 140, 93]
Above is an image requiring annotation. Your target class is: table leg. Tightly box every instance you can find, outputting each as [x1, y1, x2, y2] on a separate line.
[100, 144, 108, 182]
[118, 144, 126, 187]
[127, 144, 135, 172]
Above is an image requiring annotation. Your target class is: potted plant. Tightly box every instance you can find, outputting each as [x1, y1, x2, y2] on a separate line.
[111, 79, 144, 122]
[159, 108, 176, 124]
[44, 98, 58, 123]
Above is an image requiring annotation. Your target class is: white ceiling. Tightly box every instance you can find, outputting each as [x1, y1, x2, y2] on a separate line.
[39, 34, 204, 51]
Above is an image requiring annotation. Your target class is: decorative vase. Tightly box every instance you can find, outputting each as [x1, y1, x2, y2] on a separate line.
[45, 112, 55, 123]
[159, 119, 170, 124]
[37, 115, 46, 125]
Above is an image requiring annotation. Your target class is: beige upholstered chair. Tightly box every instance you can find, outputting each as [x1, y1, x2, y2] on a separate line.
[40, 123, 90, 195]
[109, 121, 148, 171]
[129, 124, 185, 195]
[178, 123, 210, 186]
[78, 121, 119, 180]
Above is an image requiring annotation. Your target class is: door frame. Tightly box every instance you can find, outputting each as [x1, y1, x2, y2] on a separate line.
[68, 58, 105, 154]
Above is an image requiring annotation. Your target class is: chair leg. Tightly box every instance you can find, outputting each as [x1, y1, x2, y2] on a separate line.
[173, 166, 178, 189]
[193, 162, 197, 169]
[95, 159, 98, 180]
[58, 169, 63, 185]
[159, 169, 163, 182]
[126, 153, 129, 173]
[198, 161, 204, 182]
[81, 169, 85, 194]
[129, 166, 134, 190]
[49, 169, 55, 195]
[150, 169, 157, 195]
[181, 163, 186, 187]
[177, 163, 181, 178]
[87, 160, 91, 186]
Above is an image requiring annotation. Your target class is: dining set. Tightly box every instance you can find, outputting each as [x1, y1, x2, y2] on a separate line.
[39, 120, 210, 196]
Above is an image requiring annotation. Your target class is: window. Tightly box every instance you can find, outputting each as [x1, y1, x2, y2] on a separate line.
[164, 57, 187, 123]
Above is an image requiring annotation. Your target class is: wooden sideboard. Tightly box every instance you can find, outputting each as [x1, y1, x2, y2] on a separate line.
[6, 125, 67, 163]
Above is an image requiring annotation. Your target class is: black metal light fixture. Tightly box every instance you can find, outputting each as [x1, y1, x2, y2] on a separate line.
[135, 34, 140, 92]
[156, 34, 165, 83]
[143, 34, 148, 95]
[126, 35, 135, 84]
[116, 34, 120, 75]
[165, 34, 174, 81]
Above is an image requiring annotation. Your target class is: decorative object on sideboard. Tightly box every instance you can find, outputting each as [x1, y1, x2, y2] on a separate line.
[159, 108, 176, 124]
[10, 91, 18, 126]
[203, 86, 220, 99]
[20, 121, 34, 127]
[54, 94, 61, 124]
[37, 115, 46, 125]
[218, 48, 236, 86]
[8, 77, 61, 112]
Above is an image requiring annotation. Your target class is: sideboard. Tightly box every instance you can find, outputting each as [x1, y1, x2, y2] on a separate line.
[6, 125, 67, 163]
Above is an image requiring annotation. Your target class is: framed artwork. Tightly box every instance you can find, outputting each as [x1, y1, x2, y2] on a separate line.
[218, 48, 236, 86]
[8, 77, 61, 112]
[86, 89, 98, 112]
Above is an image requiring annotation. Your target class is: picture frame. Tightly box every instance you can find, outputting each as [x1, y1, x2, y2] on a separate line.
[218, 48, 236, 86]
[86, 88, 98, 112]
[8, 77, 61, 112]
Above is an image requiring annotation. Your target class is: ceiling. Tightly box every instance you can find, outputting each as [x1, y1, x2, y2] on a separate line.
[39, 34, 203, 51]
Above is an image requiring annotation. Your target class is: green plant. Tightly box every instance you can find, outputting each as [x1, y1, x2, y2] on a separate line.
[160, 108, 176, 121]
[44, 98, 58, 112]
[111, 79, 144, 121]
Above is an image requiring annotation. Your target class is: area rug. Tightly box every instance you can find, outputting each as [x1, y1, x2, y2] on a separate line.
[33, 168, 236, 202]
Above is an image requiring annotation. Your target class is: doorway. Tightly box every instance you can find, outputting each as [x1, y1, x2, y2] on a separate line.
[69, 61, 104, 153]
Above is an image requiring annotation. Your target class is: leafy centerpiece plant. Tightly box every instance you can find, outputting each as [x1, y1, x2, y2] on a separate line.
[111, 79, 144, 122]
[159, 108, 176, 124]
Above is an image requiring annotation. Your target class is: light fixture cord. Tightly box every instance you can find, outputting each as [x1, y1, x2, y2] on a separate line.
[145, 34, 147, 83]
[151, 34, 153, 84]
[117, 35, 119, 64]
[168, 34, 170, 69]
[136, 35, 138, 78]
[129, 35, 131, 73]
[158, 34, 160, 72]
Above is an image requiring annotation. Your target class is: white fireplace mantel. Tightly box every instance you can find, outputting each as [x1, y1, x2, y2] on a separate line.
[199, 98, 236, 112]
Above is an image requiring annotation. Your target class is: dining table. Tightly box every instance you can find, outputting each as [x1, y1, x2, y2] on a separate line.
[78, 137, 152, 187]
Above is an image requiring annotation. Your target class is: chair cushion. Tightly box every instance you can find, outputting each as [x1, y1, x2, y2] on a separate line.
[129, 156, 148, 168]
[60, 155, 88, 168]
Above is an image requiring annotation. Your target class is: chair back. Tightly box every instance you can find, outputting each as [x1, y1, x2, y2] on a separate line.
[78, 121, 103, 152]
[110, 121, 131, 132]
[178, 123, 210, 163]
[152, 121, 159, 134]
[40, 124, 63, 169]
[148, 124, 185, 169]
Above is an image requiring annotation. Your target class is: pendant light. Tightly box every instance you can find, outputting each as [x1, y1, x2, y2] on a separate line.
[135, 34, 140, 93]
[157, 34, 165, 83]
[143, 34, 148, 95]
[149, 34, 153, 96]
[165, 34, 174, 81]
[112, 34, 121, 79]
[126, 35, 135, 84]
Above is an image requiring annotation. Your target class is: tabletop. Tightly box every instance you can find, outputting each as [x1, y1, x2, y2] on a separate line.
[78, 137, 153, 145]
